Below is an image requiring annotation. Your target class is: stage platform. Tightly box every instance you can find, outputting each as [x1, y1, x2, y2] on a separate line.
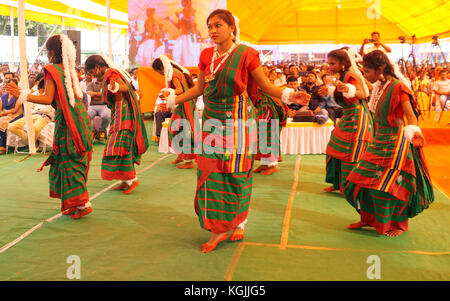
[420, 114, 450, 197]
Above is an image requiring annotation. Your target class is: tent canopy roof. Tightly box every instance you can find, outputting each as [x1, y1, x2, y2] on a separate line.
[1, 0, 449, 44]
[228, 0, 450, 44]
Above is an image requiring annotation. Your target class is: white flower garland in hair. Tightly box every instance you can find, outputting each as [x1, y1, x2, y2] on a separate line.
[158, 55, 190, 89]
[60, 34, 82, 107]
[343, 47, 369, 98]
[100, 54, 133, 85]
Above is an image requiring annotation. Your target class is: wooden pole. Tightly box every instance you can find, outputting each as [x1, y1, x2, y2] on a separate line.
[10, 6, 15, 72]
[18, 0, 36, 154]
[98, 25, 102, 54]
[107, 0, 112, 60]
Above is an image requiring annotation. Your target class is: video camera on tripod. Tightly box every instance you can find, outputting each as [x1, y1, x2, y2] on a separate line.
[432, 35, 439, 46]
[425, 34, 447, 66]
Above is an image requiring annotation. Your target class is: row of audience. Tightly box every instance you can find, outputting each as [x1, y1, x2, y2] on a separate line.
[0, 63, 141, 154]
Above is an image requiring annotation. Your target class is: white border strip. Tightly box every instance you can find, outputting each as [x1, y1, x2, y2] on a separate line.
[280, 155, 301, 250]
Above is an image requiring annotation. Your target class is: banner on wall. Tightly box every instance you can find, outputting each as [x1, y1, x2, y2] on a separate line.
[128, 0, 226, 68]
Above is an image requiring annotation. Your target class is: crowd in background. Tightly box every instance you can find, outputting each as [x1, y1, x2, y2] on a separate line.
[0, 62, 141, 154]
[0, 41, 449, 154]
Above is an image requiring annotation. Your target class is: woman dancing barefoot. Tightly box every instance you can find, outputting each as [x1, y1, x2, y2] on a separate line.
[163, 9, 309, 252]
[343, 50, 434, 237]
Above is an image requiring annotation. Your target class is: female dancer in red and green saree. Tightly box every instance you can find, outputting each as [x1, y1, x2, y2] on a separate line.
[324, 49, 373, 193]
[152, 56, 197, 169]
[85, 55, 149, 194]
[164, 9, 309, 253]
[343, 50, 434, 236]
[7, 35, 93, 219]
[253, 89, 288, 175]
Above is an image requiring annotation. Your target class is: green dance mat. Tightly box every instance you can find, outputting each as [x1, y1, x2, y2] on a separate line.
[0, 121, 449, 281]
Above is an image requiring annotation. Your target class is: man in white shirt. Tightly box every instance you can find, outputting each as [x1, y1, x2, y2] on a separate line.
[433, 69, 450, 111]
[274, 68, 286, 86]
[359, 32, 392, 56]
[153, 94, 172, 143]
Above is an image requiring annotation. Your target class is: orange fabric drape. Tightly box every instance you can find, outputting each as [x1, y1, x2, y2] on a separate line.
[137, 67, 199, 113]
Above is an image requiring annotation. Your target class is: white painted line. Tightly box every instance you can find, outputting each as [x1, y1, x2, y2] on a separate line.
[0, 154, 171, 255]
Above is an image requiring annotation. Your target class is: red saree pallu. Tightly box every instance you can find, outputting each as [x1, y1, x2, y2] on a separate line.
[195, 44, 261, 233]
[343, 81, 434, 235]
[101, 68, 149, 181]
[42, 64, 93, 212]
[325, 72, 374, 190]
[254, 90, 288, 163]
[167, 68, 197, 161]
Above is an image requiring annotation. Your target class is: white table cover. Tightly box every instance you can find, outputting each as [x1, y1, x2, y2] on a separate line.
[158, 119, 334, 155]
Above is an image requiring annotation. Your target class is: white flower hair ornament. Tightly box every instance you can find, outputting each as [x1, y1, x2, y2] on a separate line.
[60, 34, 83, 107]
[158, 55, 190, 89]
[343, 47, 370, 99]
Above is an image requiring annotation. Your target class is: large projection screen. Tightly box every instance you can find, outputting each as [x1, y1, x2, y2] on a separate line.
[128, 0, 227, 68]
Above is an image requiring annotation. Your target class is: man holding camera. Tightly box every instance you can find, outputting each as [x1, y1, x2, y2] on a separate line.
[359, 32, 392, 56]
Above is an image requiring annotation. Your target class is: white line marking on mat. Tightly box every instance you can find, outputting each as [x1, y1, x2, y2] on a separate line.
[0, 154, 171, 255]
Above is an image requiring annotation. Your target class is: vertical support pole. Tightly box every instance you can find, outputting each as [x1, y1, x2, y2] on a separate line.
[10, 6, 15, 72]
[18, 0, 36, 154]
[107, 0, 112, 60]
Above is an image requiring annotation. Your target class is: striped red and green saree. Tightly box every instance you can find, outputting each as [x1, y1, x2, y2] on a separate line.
[167, 68, 196, 161]
[195, 44, 260, 234]
[100, 68, 149, 181]
[325, 72, 374, 190]
[343, 81, 434, 235]
[41, 64, 93, 212]
[254, 89, 288, 163]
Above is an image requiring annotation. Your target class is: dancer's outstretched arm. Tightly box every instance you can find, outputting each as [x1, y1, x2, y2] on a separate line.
[7, 79, 55, 105]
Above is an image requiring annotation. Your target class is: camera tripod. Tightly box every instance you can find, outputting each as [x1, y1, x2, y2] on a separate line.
[398, 35, 425, 119]
[424, 36, 448, 122]
[425, 36, 448, 67]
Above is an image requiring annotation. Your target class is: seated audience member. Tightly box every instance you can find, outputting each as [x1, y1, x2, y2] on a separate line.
[154, 92, 172, 143]
[298, 72, 329, 124]
[274, 68, 286, 86]
[0, 72, 15, 96]
[267, 68, 278, 84]
[7, 77, 55, 145]
[0, 78, 23, 154]
[320, 74, 343, 124]
[286, 76, 300, 117]
[87, 76, 111, 142]
[433, 69, 450, 112]
[28, 73, 38, 93]
[289, 64, 299, 77]
[80, 71, 93, 94]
